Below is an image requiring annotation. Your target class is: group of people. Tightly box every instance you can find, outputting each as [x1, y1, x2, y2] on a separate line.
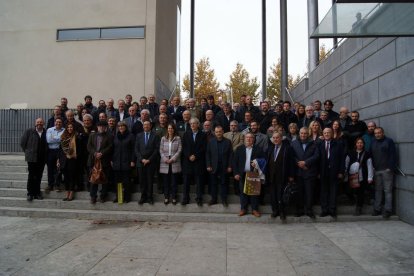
[20, 94, 396, 220]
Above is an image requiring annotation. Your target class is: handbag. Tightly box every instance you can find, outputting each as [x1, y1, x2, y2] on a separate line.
[349, 173, 360, 189]
[89, 159, 107, 185]
[282, 181, 299, 205]
[243, 171, 261, 196]
[348, 161, 361, 189]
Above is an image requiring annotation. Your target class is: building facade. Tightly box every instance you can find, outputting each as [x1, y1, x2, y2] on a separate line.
[0, 0, 180, 108]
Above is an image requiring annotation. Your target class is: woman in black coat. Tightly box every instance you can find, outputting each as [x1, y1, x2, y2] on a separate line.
[111, 121, 136, 203]
[59, 123, 82, 201]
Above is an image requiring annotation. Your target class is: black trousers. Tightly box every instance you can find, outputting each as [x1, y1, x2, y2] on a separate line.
[296, 176, 315, 214]
[269, 178, 285, 214]
[64, 158, 79, 191]
[320, 173, 339, 213]
[138, 165, 155, 200]
[27, 161, 45, 196]
[354, 180, 367, 207]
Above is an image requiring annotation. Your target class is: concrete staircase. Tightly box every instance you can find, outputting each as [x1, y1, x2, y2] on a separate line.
[0, 155, 398, 223]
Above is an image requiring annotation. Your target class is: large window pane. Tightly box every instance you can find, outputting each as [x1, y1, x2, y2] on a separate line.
[57, 29, 100, 41]
[101, 27, 145, 39]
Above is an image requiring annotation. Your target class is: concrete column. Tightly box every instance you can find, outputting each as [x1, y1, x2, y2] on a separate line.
[280, 0, 288, 101]
[332, 0, 338, 49]
[307, 0, 319, 72]
[262, 0, 267, 101]
[190, 0, 195, 98]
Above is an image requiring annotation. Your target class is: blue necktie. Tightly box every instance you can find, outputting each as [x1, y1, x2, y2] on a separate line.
[145, 133, 148, 145]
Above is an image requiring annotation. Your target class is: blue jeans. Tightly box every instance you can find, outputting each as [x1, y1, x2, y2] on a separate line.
[374, 170, 394, 213]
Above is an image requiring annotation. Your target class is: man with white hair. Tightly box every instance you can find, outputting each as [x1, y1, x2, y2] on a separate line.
[181, 118, 207, 206]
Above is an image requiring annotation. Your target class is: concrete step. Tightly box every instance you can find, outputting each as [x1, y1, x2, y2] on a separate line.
[0, 188, 244, 203]
[0, 180, 241, 196]
[0, 165, 29, 173]
[0, 206, 399, 223]
[0, 159, 26, 167]
[0, 180, 47, 189]
[0, 172, 40, 181]
[0, 196, 370, 215]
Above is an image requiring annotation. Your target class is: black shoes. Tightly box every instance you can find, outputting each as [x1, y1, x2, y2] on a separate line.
[208, 200, 217, 206]
[181, 199, 189, 206]
[148, 199, 154, 205]
[138, 198, 146, 205]
[372, 209, 381, 216]
[320, 211, 329, 217]
[222, 201, 228, 207]
[353, 207, 362, 216]
[383, 211, 391, 219]
[164, 198, 169, 205]
[90, 197, 97, 204]
[196, 199, 203, 207]
[27, 195, 34, 201]
[307, 212, 316, 219]
[271, 211, 280, 218]
[34, 194, 43, 200]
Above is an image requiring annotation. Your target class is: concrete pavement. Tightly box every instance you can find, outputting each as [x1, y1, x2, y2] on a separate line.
[1, 217, 414, 275]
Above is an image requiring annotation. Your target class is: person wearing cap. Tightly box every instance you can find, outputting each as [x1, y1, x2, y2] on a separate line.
[87, 120, 113, 204]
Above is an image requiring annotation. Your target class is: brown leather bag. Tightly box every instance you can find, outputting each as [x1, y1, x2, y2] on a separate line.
[89, 159, 107, 185]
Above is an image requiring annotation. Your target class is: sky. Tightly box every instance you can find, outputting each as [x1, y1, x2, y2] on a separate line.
[178, 0, 334, 91]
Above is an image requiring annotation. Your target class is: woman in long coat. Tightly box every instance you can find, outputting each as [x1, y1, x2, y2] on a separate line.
[111, 121, 135, 203]
[159, 123, 182, 205]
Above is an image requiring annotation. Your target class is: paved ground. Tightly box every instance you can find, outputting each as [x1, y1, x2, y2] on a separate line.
[1, 217, 414, 275]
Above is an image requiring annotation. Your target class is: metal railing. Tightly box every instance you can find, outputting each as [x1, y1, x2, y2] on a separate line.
[0, 109, 52, 152]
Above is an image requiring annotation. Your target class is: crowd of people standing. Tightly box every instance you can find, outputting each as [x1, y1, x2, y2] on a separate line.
[20, 94, 397, 220]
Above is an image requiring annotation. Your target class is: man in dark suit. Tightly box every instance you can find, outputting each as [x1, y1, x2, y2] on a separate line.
[182, 118, 207, 206]
[206, 126, 233, 206]
[20, 118, 48, 201]
[233, 132, 265, 217]
[135, 121, 160, 205]
[216, 103, 236, 133]
[168, 96, 186, 123]
[291, 127, 320, 218]
[123, 106, 143, 136]
[319, 127, 344, 218]
[87, 121, 114, 203]
[267, 132, 294, 220]
[176, 110, 191, 138]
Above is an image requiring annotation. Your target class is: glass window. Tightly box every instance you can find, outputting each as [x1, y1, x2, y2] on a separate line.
[57, 29, 100, 41]
[101, 27, 145, 39]
[57, 26, 145, 41]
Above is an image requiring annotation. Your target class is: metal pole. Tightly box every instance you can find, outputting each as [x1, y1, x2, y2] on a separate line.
[307, 0, 319, 72]
[280, 0, 288, 102]
[262, 0, 267, 102]
[332, 0, 338, 49]
[190, 0, 195, 98]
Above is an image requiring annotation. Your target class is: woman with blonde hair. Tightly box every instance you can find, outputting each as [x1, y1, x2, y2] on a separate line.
[59, 123, 81, 201]
[309, 121, 323, 144]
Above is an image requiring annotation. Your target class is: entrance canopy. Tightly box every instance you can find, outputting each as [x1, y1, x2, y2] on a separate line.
[311, 2, 414, 38]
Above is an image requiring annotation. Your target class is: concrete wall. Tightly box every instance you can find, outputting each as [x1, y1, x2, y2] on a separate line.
[0, 0, 178, 109]
[291, 37, 414, 224]
[155, 0, 180, 101]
